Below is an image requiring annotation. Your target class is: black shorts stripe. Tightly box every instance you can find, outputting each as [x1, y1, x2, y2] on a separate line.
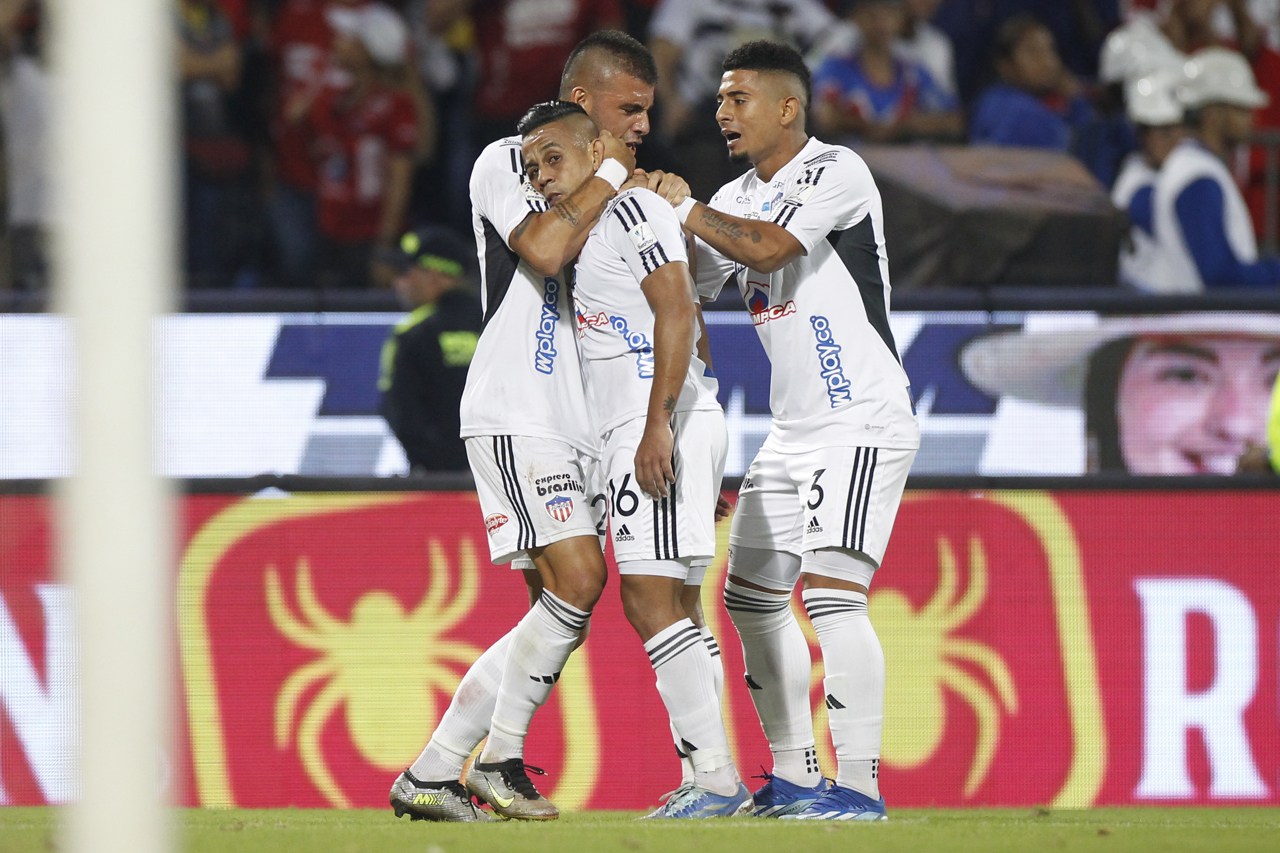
[498, 436, 537, 551]
[842, 447, 863, 550]
[856, 448, 878, 552]
[652, 495, 662, 559]
[492, 437, 528, 550]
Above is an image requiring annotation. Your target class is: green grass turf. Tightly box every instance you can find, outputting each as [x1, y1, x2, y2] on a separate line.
[3, 807, 1279, 853]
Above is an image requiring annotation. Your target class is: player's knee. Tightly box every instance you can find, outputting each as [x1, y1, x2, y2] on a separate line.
[547, 565, 606, 611]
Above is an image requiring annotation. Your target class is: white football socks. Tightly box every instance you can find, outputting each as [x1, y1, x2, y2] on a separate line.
[802, 587, 884, 799]
[723, 576, 820, 786]
[673, 625, 725, 786]
[481, 589, 590, 764]
[644, 618, 738, 795]
[410, 627, 513, 781]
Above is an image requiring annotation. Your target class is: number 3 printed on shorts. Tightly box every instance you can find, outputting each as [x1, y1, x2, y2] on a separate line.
[807, 468, 826, 510]
[609, 473, 640, 517]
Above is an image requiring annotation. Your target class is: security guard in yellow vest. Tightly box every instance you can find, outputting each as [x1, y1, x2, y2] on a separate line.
[378, 227, 481, 471]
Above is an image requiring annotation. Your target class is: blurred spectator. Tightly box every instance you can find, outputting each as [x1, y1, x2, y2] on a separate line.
[970, 16, 1098, 156]
[407, 0, 476, 234]
[179, 0, 251, 288]
[810, 0, 956, 96]
[0, 0, 47, 292]
[1152, 47, 1280, 290]
[470, 0, 622, 147]
[812, 0, 962, 145]
[1112, 70, 1186, 290]
[378, 226, 480, 472]
[288, 5, 421, 289]
[649, 0, 833, 199]
[1102, 0, 1261, 84]
[268, 0, 374, 287]
[934, 0, 1120, 103]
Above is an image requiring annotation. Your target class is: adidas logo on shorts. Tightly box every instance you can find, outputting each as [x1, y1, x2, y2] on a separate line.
[614, 524, 635, 542]
[807, 516, 823, 534]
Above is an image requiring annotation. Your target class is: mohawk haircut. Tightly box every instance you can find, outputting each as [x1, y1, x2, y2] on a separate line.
[517, 100, 590, 137]
[560, 30, 658, 95]
[722, 40, 812, 109]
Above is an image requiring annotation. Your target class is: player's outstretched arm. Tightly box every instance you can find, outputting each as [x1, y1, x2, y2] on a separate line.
[509, 130, 635, 276]
[634, 262, 697, 500]
[681, 202, 805, 274]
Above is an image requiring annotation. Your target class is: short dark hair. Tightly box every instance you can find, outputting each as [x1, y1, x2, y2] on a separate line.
[517, 100, 590, 137]
[722, 40, 812, 109]
[561, 30, 657, 95]
[994, 13, 1050, 62]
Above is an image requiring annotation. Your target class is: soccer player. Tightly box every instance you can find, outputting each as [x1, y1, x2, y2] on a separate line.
[520, 100, 749, 818]
[675, 41, 920, 820]
[389, 31, 700, 823]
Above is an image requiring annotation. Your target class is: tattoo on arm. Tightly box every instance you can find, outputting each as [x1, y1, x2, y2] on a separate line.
[699, 208, 761, 244]
[553, 199, 583, 227]
[662, 394, 676, 414]
[510, 213, 534, 243]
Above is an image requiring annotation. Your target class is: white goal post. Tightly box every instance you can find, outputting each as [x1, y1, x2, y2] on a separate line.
[52, 1, 175, 851]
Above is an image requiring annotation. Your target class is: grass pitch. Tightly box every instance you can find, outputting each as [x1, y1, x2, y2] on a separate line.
[2, 806, 1278, 853]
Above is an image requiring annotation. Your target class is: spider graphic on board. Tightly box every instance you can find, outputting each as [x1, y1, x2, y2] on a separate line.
[873, 534, 1019, 796]
[265, 539, 482, 808]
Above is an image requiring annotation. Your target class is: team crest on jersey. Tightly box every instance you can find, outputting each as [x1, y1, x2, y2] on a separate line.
[747, 285, 770, 315]
[783, 183, 815, 206]
[485, 513, 509, 535]
[627, 222, 659, 254]
[545, 495, 574, 523]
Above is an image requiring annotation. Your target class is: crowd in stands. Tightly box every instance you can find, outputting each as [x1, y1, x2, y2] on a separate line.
[3, 0, 1280, 291]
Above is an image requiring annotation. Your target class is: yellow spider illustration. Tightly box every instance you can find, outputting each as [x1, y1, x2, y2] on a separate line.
[872, 534, 1018, 796]
[265, 539, 482, 807]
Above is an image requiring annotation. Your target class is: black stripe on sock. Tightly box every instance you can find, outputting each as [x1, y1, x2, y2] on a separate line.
[645, 624, 700, 664]
[649, 633, 703, 668]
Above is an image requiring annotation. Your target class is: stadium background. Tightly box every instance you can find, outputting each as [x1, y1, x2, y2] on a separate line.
[3, 294, 1278, 812]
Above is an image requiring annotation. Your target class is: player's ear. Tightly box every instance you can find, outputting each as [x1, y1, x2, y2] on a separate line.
[780, 95, 801, 128]
[569, 86, 590, 109]
[590, 137, 605, 170]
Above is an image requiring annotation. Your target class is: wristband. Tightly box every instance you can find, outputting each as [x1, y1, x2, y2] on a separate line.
[674, 196, 697, 225]
[595, 158, 628, 191]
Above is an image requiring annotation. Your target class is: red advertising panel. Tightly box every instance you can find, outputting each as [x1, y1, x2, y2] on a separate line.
[1, 490, 1278, 810]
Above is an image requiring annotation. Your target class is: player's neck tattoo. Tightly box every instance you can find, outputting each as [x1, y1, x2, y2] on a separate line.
[698, 207, 762, 244]
[553, 198, 584, 227]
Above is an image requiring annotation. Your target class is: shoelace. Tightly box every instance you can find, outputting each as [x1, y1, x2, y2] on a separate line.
[657, 783, 695, 804]
[502, 762, 547, 799]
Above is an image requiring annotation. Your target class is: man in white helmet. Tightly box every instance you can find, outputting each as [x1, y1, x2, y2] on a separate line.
[1113, 69, 1186, 291]
[1150, 47, 1280, 291]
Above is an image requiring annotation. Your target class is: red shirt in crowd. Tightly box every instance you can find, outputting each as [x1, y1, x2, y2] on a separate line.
[310, 84, 419, 243]
[472, 0, 621, 121]
[271, 0, 372, 190]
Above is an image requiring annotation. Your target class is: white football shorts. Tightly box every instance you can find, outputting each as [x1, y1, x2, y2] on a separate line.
[467, 435, 603, 565]
[604, 408, 727, 572]
[729, 443, 915, 568]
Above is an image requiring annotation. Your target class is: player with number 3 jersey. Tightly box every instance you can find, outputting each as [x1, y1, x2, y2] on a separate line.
[677, 41, 919, 822]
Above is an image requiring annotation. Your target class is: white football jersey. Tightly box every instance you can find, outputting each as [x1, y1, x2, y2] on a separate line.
[575, 187, 721, 435]
[695, 137, 919, 452]
[460, 136, 597, 454]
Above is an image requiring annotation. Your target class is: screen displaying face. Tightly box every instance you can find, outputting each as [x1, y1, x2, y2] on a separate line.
[1115, 335, 1280, 475]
